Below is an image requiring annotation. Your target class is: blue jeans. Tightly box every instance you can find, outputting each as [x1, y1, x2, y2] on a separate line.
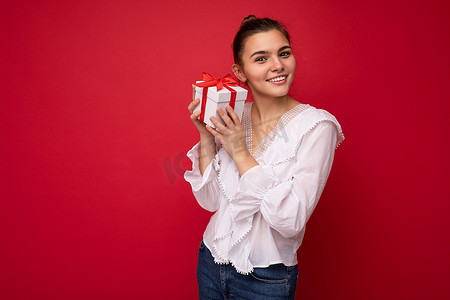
[197, 239, 298, 300]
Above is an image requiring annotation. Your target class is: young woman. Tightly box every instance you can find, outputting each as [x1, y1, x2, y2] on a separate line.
[185, 15, 344, 299]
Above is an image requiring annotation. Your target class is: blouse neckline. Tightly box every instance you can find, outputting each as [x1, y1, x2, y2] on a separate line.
[244, 101, 311, 158]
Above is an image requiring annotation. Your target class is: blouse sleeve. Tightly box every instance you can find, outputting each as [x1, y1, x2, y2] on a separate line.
[230, 121, 338, 238]
[184, 140, 221, 212]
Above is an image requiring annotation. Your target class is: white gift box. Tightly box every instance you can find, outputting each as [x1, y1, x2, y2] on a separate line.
[193, 81, 248, 128]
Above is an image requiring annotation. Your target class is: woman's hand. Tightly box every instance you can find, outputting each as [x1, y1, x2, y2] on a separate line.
[188, 98, 214, 139]
[188, 98, 217, 175]
[206, 105, 249, 161]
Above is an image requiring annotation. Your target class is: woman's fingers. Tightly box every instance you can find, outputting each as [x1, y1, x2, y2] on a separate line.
[209, 115, 227, 133]
[205, 124, 219, 137]
[216, 107, 234, 128]
[187, 98, 200, 113]
[225, 105, 241, 127]
[188, 98, 201, 113]
[190, 110, 201, 122]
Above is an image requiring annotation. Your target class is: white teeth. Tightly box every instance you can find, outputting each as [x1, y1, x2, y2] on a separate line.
[268, 76, 286, 82]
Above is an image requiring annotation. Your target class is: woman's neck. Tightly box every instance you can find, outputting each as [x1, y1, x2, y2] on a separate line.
[251, 94, 293, 124]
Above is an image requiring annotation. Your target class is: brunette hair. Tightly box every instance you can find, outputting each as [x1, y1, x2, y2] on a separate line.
[232, 15, 291, 66]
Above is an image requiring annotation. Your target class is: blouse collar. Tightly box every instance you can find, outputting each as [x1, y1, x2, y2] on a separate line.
[244, 101, 311, 159]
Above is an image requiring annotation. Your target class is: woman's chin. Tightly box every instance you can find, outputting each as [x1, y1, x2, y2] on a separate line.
[250, 86, 291, 99]
[266, 88, 291, 98]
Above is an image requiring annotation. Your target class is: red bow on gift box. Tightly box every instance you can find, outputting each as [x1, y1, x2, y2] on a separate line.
[193, 73, 239, 122]
[194, 72, 238, 90]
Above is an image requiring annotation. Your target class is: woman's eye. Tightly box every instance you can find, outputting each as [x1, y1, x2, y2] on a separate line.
[255, 57, 267, 62]
[280, 51, 291, 57]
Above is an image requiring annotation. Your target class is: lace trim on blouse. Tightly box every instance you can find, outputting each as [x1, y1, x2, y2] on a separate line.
[244, 101, 312, 159]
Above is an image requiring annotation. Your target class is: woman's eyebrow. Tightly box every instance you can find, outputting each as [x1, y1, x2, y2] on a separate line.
[278, 45, 292, 52]
[250, 50, 270, 59]
[249, 45, 292, 58]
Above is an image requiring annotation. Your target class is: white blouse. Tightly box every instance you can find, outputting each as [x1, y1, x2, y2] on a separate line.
[184, 101, 345, 275]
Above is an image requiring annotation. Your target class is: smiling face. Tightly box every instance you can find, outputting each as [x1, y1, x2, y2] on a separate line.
[232, 29, 296, 100]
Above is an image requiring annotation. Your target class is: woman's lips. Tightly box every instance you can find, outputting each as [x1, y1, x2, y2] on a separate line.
[266, 75, 287, 85]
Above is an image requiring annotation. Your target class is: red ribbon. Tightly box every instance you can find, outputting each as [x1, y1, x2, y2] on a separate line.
[193, 73, 238, 122]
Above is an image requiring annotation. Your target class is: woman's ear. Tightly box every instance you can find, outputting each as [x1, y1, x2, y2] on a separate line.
[232, 64, 247, 84]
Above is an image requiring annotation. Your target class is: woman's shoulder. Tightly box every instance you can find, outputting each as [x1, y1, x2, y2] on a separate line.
[293, 104, 338, 124]
[288, 103, 344, 148]
[242, 101, 344, 164]
[270, 104, 344, 163]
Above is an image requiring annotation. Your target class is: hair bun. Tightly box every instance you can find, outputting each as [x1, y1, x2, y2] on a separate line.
[240, 15, 257, 27]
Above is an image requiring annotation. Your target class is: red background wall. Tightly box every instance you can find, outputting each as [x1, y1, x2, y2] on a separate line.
[1, 0, 449, 299]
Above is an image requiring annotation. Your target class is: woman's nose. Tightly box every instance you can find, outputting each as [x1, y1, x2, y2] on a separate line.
[270, 56, 283, 71]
